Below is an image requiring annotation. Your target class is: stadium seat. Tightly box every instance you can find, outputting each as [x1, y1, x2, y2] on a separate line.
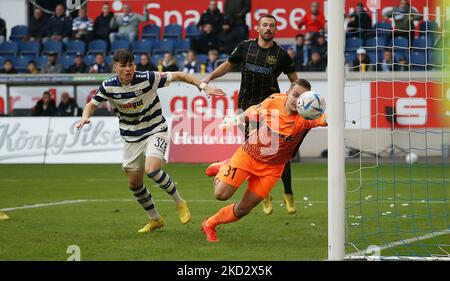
[185, 24, 201, 39]
[364, 37, 389, 48]
[87, 39, 108, 55]
[59, 55, 74, 70]
[410, 50, 426, 71]
[65, 40, 86, 56]
[152, 39, 175, 55]
[174, 39, 190, 54]
[367, 50, 378, 65]
[196, 54, 208, 65]
[345, 37, 363, 52]
[42, 40, 63, 56]
[163, 24, 182, 40]
[131, 40, 153, 55]
[392, 36, 409, 62]
[0, 41, 19, 56]
[9, 25, 28, 41]
[110, 40, 130, 54]
[36, 55, 49, 69]
[151, 54, 162, 66]
[345, 51, 356, 65]
[19, 41, 40, 56]
[84, 54, 95, 65]
[13, 56, 32, 73]
[105, 54, 114, 66]
[374, 21, 393, 40]
[142, 24, 161, 40]
[176, 53, 186, 69]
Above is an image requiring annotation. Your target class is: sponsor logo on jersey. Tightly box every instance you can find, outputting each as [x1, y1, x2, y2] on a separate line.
[118, 99, 144, 110]
[267, 55, 277, 65]
[134, 89, 144, 96]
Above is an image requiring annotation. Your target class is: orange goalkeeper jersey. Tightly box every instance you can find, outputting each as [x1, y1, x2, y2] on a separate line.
[242, 93, 327, 166]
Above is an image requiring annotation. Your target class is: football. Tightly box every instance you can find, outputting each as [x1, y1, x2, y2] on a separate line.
[296, 91, 326, 120]
[405, 152, 418, 164]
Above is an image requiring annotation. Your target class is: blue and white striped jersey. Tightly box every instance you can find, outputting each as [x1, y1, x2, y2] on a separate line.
[92, 71, 172, 142]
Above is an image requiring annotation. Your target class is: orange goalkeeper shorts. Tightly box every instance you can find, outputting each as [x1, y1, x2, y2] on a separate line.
[218, 146, 284, 199]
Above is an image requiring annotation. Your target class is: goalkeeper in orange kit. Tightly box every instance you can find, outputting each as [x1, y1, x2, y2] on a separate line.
[201, 79, 328, 242]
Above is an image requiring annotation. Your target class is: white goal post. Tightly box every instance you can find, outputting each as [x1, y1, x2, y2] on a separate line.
[327, 0, 346, 260]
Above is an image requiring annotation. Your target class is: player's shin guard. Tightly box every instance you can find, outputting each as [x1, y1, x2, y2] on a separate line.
[147, 169, 183, 203]
[130, 185, 161, 220]
[205, 204, 240, 228]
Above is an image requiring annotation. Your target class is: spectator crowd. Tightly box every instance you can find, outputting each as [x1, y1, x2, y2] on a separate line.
[0, 0, 443, 77]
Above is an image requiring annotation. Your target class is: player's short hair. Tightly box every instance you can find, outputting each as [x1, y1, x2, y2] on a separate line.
[258, 14, 277, 25]
[290, 79, 312, 91]
[113, 49, 135, 64]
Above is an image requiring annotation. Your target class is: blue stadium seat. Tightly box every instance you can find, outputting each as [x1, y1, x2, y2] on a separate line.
[412, 37, 427, 49]
[410, 50, 426, 71]
[345, 51, 356, 65]
[176, 53, 186, 69]
[164, 24, 182, 40]
[110, 40, 130, 54]
[174, 39, 190, 54]
[0, 41, 19, 56]
[87, 39, 108, 55]
[152, 39, 175, 55]
[60, 55, 75, 70]
[374, 21, 393, 40]
[196, 54, 208, 64]
[185, 24, 201, 39]
[131, 40, 153, 55]
[42, 40, 63, 55]
[9, 25, 28, 41]
[105, 55, 114, 66]
[364, 37, 389, 48]
[84, 54, 95, 65]
[13, 56, 32, 73]
[36, 55, 49, 69]
[367, 50, 377, 65]
[142, 24, 161, 40]
[345, 37, 363, 52]
[19, 41, 40, 56]
[65, 40, 86, 56]
[151, 54, 162, 66]
[393, 36, 409, 48]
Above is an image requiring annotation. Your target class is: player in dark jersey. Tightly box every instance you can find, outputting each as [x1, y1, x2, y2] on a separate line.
[202, 14, 300, 215]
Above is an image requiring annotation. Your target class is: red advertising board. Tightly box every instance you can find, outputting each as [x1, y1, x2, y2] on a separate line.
[87, 0, 441, 39]
[370, 81, 450, 128]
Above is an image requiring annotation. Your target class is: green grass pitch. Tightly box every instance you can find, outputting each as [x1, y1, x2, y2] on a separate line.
[0, 162, 449, 260]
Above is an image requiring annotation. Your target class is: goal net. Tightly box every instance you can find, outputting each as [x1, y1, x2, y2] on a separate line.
[341, 0, 450, 260]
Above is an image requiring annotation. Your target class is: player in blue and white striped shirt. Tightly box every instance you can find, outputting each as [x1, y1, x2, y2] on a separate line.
[76, 49, 226, 233]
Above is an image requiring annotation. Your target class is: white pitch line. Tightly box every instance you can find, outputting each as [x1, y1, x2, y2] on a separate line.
[1, 198, 448, 212]
[346, 229, 450, 258]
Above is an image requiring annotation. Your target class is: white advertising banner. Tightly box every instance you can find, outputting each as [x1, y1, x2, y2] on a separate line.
[0, 117, 123, 164]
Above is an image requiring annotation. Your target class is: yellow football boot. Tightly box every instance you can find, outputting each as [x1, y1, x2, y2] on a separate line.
[176, 200, 191, 224]
[262, 195, 273, 215]
[284, 194, 296, 214]
[137, 218, 164, 233]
